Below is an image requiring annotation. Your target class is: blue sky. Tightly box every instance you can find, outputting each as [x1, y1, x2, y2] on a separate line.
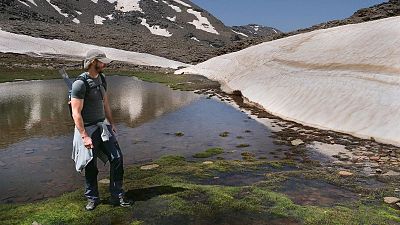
[190, 0, 386, 32]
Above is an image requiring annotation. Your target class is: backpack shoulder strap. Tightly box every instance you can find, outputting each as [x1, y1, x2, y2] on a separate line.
[99, 73, 107, 91]
[74, 73, 90, 95]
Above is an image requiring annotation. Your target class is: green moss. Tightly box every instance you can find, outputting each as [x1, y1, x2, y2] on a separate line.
[241, 151, 256, 161]
[0, 68, 219, 92]
[1, 156, 399, 225]
[174, 132, 184, 137]
[193, 147, 224, 158]
[219, 131, 229, 137]
[0, 68, 82, 83]
[236, 143, 250, 148]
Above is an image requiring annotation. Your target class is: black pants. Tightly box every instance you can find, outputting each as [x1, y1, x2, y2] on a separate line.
[84, 126, 125, 201]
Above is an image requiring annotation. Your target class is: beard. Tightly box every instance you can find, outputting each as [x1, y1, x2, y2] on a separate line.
[94, 62, 103, 73]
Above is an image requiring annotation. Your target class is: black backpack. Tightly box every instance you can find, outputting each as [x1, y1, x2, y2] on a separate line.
[67, 73, 107, 118]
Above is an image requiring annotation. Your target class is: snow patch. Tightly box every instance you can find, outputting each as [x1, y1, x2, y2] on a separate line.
[72, 18, 80, 24]
[45, 0, 68, 18]
[91, 0, 98, 3]
[187, 9, 219, 35]
[162, 0, 181, 12]
[106, 14, 114, 20]
[166, 16, 176, 22]
[115, 0, 143, 13]
[191, 37, 200, 42]
[27, 0, 37, 6]
[176, 16, 400, 146]
[17, 0, 30, 7]
[173, 0, 191, 7]
[140, 18, 172, 37]
[232, 29, 248, 37]
[0, 29, 188, 69]
[94, 15, 106, 24]
[75, 10, 82, 15]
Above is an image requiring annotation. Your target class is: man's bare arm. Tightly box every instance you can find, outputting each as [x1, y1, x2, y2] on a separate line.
[103, 93, 114, 125]
[71, 98, 94, 149]
[71, 98, 89, 138]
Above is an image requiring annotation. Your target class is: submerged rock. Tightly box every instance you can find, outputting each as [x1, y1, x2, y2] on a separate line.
[383, 197, 400, 204]
[338, 171, 353, 177]
[140, 164, 160, 170]
[291, 139, 304, 146]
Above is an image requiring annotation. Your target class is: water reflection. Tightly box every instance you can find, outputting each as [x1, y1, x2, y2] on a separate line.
[0, 76, 199, 148]
[0, 76, 280, 203]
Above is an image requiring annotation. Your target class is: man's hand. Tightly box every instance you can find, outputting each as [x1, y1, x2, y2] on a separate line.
[111, 124, 117, 135]
[83, 135, 94, 149]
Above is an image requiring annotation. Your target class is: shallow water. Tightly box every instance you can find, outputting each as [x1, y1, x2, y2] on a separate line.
[0, 76, 282, 203]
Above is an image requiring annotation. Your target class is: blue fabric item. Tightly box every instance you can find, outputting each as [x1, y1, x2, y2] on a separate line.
[71, 119, 112, 173]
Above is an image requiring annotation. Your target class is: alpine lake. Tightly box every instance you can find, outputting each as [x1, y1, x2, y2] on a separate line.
[0, 69, 399, 225]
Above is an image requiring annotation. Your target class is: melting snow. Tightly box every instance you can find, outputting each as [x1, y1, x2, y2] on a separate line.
[17, 0, 30, 7]
[187, 9, 219, 35]
[232, 29, 248, 37]
[140, 18, 172, 37]
[115, 0, 143, 13]
[162, 0, 181, 12]
[27, 0, 38, 6]
[166, 16, 176, 22]
[0, 29, 188, 69]
[75, 10, 82, 15]
[106, 14, 114, 20]
[94, 15, 106, 24]
[72, 18, 80, 24]
[173, 0, 191, 7]
[176, 16, 400, 146]
[191, 37, 200, 42]
[45, 0, 68, 18]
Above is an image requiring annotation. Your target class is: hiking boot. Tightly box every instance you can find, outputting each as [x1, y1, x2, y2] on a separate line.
[109, 196, 132, 207]
[85, 199, 100, 211]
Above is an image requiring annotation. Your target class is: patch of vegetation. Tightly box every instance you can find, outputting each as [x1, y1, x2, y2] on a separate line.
[219, 131, 229, 137]
[174, 132, 184, 137]
[1, 155, 398, 225]
[0, 67, 220, 92]
[236, 143, 250, 148]
[241, 151, 256, 161]
[193, 147, 224, 158]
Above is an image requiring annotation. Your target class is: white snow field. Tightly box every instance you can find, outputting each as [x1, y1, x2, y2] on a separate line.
[0, 29, 189, 69]
[176, 16, 400, 146]
[140, 18, 172, 37]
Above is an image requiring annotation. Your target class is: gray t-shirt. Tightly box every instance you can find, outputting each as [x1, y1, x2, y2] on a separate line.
[71, 72, 106, 125]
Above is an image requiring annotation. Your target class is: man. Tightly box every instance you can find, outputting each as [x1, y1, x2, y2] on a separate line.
[70, 49, 131, 210]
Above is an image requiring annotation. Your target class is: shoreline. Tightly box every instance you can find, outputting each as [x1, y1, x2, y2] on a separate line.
[1, 54, 399, 224]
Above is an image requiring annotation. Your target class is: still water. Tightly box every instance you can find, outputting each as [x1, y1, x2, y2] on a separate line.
[0, 76, 280, 203]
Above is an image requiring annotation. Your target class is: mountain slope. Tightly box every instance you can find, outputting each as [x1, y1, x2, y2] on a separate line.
[176, 16, 400, 146]
[0, 0, 280, 63]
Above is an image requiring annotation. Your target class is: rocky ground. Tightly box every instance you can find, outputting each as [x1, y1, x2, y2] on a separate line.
[0, 56, 399, 224]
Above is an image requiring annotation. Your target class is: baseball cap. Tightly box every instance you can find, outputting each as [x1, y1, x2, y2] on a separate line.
[83, 49, 113, 69]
